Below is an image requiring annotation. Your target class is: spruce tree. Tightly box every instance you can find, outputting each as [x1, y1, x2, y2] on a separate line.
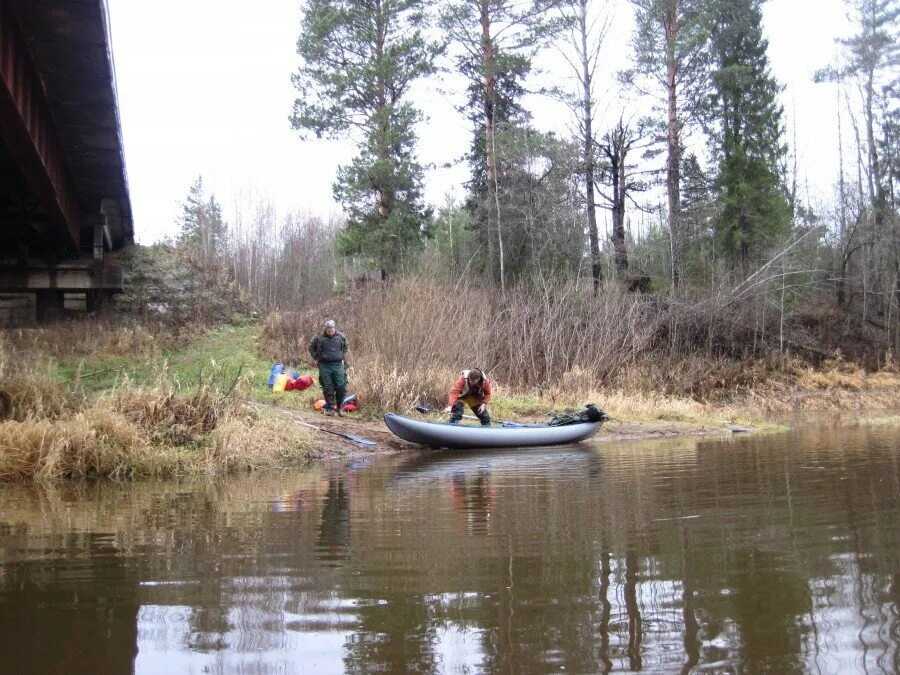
[707, 0, 790, 267]
[440, 0, 568, 289]
[290, 0, 439, 279]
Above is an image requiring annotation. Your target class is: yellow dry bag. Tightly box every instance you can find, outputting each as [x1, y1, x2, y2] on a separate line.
[273, 373, 289, 393]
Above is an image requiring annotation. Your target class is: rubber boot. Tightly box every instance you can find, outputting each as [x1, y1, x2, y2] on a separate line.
[474, 406, 491, 426]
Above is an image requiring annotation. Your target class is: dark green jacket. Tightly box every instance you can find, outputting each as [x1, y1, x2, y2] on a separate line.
[308, 331, 348, 364]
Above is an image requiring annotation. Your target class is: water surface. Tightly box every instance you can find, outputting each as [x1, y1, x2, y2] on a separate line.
[0, 424, 898, 673]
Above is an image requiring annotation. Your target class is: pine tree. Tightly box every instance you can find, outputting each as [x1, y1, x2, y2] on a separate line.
[177, 176, 225, 264]
[707, 0, 790, 267]
[623, 0, 710, 286]
[290, 0, 439, 279]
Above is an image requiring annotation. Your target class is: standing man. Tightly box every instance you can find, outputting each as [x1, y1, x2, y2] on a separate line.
[308, 319, 348, 416]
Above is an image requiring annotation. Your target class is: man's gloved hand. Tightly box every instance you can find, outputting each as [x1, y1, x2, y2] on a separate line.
[476, 403, 486, 414]
[442, 406, 452, 414]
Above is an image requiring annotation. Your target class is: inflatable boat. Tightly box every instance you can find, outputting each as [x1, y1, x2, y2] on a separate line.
[383, 413, 603, 449]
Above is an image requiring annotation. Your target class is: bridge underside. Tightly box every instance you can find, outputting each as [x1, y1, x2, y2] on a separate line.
[0, 0, 133, 322]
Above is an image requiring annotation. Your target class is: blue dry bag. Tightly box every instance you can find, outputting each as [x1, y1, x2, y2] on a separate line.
[268, 363, 284, 388]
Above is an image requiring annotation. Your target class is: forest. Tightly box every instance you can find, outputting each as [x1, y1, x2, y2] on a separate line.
[173, 0, 898, 372]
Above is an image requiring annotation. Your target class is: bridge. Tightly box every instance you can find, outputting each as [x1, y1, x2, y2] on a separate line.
[0, 0, 132, 323]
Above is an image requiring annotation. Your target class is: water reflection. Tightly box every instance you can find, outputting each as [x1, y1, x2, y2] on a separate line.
[0, 425, 897, 672]
[317, 475, 351, 563]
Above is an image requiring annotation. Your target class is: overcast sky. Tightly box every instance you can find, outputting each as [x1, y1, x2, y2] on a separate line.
[106, 0, 848, 244]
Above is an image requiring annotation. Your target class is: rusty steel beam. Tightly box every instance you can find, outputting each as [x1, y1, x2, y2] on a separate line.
[0, 0, 81, 250]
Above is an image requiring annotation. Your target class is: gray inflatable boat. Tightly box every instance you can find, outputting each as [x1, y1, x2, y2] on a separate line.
[383, 413, 603, 449]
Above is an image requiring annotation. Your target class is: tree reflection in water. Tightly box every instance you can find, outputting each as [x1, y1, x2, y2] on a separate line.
[0, 426, 897, 672]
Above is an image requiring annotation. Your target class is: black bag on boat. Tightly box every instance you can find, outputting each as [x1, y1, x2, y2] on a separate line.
[547, 403, 606, 426]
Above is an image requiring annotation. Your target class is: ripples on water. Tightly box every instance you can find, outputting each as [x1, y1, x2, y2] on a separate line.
[0, 425, 897, 673]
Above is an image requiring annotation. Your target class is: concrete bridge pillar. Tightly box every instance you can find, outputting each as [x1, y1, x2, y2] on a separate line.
[86, 290, 111, 314]
[35, 290, 64, 322]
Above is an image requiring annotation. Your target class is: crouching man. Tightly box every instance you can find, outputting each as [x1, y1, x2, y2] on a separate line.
[443, 368, 492, 426]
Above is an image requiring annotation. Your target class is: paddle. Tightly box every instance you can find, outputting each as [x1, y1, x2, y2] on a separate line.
[414, 403, 481, 421]
[294, 418, 377, 446]
[413, 403, 522, 427]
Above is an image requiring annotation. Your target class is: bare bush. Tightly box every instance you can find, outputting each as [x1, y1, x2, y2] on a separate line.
[260, 277, 898, 407]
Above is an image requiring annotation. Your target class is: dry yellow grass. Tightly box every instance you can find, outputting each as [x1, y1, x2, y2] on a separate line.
[206, 414, 317, 472]
[0, 371, 73, 422]
[0, 376, 317, 481]
[587, 389, 711, 422]
[3, 319, 178, 362]
[0, 410, 148, 481]
[108, 381, 226, 444]
[0, 319, 321, 482]
[348, 359, 458, 413]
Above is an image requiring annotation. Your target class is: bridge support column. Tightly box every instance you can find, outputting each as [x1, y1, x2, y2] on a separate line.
[35, 290, 64, 322]
[93, 222, 105, 264]
[86, 290, 111, 313]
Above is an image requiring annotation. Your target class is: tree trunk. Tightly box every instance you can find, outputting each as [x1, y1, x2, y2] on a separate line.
[375, 0, 392, 280]
[864, 68, 885, 226]
[579, 0, 602, 293]
[837, 85, 848, 308]
[664, 7, 681, 288]
[611, 146, 628, 274]
[480, 0, 503, 288]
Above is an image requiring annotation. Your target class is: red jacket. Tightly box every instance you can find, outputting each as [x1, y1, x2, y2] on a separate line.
[448, 371, 492, 406]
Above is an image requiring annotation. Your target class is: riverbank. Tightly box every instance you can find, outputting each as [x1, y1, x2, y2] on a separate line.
[0, 320, 898, 480]
[261, 403, 752, 457]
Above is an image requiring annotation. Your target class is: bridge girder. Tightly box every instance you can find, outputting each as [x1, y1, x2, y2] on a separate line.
[0, 0, 81, 251]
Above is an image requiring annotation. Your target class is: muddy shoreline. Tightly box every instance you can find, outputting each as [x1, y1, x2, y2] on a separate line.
[264, 405, 751, 459]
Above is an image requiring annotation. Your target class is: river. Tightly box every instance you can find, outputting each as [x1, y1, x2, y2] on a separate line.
[0, 424, 897, 673]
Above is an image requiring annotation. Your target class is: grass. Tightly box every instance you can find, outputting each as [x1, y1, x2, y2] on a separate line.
[54, 324, 268, 394]
[2, 307, 897, 482]
[0, 323, 320, 481]
[840, 414, 900, 427]
[0, 387, 318, 481]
